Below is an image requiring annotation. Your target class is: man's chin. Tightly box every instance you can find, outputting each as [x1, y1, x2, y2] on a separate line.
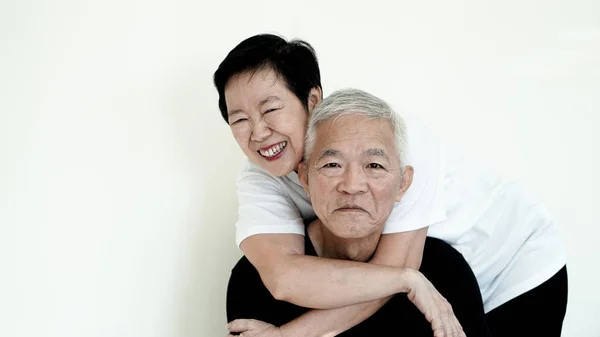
[334, 231, 368, 239]
[329, 222, 379, 239]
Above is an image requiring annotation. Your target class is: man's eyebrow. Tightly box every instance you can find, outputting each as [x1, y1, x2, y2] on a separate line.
[364, 148, 389, 159]
[317, 149, 342, 161]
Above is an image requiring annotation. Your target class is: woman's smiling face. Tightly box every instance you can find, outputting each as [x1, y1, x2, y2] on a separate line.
[225, 68, 319, 176]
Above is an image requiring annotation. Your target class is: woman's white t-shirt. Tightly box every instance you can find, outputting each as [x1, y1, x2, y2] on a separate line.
[234, 117, 566, 312]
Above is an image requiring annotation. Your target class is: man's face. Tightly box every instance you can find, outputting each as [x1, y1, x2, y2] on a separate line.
[300, 114, 413, 239]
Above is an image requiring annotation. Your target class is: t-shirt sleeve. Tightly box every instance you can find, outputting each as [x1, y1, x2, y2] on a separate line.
[382, 117, 447, 234]
[235, 162, 305, 248]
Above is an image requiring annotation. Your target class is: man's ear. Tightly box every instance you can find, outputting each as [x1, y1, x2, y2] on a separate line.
[297, 161, 310, 198]
[307, 87, 323, 114]
[396, 165, 414, 202]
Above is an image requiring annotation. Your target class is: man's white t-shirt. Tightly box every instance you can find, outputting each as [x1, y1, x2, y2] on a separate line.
[234, 117, 567, 312]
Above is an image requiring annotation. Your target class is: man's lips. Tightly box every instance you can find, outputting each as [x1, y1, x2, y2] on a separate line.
[335, 205, 367, 213]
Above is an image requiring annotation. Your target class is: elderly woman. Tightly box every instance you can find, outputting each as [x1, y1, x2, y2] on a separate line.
[214, 34, 568, 337]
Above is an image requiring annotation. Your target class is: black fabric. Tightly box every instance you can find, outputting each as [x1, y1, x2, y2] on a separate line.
[226, 237, 491, 336]
[485, 265, 568, 337]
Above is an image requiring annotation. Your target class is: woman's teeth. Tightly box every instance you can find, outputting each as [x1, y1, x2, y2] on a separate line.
[259, 141, 287, 157]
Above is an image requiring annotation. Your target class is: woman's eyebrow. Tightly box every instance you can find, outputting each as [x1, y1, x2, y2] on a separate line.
[228, 109, 243, 117]
[259, 96, 282, 107]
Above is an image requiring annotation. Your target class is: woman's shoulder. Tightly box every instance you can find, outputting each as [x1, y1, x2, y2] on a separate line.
[403, 116, 442, 156]
[236, 159, 304, 195]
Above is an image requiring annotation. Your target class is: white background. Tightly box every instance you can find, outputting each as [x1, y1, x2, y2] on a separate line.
[1, 0, 598, 336]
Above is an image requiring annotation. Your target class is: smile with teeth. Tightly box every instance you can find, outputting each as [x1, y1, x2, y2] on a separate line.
[259, 141, 287, 157]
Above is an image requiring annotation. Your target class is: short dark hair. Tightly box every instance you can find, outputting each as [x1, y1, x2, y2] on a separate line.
[213, 34, 322, 123]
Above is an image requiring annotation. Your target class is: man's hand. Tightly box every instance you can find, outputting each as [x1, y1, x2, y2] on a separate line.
[404, 269, 467, 337]
[226, 319, 283, 337]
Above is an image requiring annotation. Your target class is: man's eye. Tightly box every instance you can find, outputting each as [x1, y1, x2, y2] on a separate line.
[368, 163, 384, 169]
[323, 163, 340, 168]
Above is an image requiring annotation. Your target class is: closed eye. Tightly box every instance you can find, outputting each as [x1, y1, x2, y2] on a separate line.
[229, 118, 248, 125]
[264, 108, 280, 114]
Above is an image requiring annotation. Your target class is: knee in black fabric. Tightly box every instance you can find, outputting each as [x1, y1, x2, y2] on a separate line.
[486, 265, 568, 337]
[420, 237, 490, 337]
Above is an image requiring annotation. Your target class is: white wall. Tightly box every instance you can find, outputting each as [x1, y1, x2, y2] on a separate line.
[1, 0, 598, 336]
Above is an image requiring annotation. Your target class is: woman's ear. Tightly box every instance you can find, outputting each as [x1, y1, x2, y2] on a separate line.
[297, 161, 310, 197]
[307, 87, 323, 113]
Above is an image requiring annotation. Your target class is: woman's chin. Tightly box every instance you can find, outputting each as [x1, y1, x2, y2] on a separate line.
[249, 151, 301, 176]
[253, 156, 296, 177]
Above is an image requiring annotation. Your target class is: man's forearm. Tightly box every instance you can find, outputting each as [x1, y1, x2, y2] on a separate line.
[279, 296, 392, 337]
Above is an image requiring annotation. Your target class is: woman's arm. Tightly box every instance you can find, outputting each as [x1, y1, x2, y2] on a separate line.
[241, 228, 427, 309]
[279, 229, 430, 337]
[233, 228, 464, 337]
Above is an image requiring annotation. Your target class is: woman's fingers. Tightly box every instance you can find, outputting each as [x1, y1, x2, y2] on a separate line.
[406, 270, 468, 337]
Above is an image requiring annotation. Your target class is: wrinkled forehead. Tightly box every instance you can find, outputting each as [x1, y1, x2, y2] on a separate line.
[311, 115, 399, 162]
[224, 68, 289, 106]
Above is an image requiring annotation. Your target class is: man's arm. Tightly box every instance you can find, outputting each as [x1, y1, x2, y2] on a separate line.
[241, 228, 427, 310]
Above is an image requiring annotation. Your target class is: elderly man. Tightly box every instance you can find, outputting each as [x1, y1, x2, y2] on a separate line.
[226, 89, 490, 337]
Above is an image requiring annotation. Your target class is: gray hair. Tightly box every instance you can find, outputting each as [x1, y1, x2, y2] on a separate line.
[304, 88, 407, 166]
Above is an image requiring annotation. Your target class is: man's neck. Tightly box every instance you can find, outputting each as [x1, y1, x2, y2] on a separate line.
[307, 220, 382, 262]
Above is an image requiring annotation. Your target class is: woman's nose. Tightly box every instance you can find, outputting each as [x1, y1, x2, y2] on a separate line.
[250, 119, 272, 142]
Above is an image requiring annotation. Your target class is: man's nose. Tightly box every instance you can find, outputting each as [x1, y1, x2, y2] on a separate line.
[338, 165, 368, 195]
[250, 118, 272, 142]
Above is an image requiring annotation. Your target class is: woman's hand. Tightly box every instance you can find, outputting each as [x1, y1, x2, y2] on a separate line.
[226, 319, 282, 337]
[404, 269, 467, 337]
